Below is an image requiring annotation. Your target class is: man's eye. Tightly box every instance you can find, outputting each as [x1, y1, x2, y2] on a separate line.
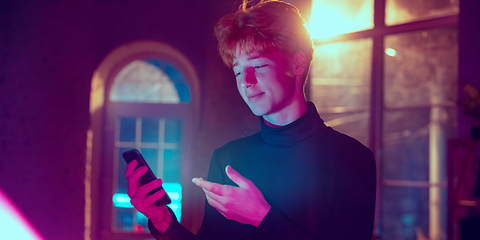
[235, 72, 241, 77]
[255, 65, 267, 69]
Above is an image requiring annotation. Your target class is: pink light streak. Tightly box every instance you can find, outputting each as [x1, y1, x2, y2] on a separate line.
[0, 188, 44, 240]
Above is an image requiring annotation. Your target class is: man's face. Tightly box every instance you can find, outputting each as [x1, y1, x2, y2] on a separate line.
[232, 48, 298, 118]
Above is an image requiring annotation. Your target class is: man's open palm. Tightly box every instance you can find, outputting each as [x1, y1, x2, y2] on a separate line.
[192, 165, 271, 227]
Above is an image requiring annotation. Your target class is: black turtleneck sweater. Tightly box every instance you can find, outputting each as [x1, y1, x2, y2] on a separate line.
[150, 102, 376, 240]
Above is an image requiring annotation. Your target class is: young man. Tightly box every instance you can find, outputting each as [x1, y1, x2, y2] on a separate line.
[126, 1, 376, 239]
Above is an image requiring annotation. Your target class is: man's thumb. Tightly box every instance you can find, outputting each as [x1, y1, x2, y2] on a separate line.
[225, 165, 250, 189]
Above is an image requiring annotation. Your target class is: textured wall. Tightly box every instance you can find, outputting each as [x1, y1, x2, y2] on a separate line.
[0, 1, 94, 239]
[458, 0, 480, 138]
[0, 0, 259, 239]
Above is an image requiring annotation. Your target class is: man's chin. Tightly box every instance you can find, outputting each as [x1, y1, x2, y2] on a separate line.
[249, 107, 268, 117]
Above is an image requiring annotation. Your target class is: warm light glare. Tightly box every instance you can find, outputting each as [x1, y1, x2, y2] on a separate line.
[89, 71, 105, 114]
[385, 48, 397, 57]
[310, 0, 374, 38]
[84, 130, 93, 240]
[0, 189, 44, 240]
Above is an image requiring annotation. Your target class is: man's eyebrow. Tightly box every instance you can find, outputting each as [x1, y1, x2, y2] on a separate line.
[232, 55, 263, 68]
[247, 55, 261, 60]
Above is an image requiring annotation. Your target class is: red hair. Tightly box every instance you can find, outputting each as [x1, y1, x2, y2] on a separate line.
[214, 0, 314, 78]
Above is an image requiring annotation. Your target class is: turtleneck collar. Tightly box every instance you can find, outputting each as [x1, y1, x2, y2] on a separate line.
[259, 102, 326, 145]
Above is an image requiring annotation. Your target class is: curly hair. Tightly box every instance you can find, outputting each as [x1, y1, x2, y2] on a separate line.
[214, 0, 314, 79]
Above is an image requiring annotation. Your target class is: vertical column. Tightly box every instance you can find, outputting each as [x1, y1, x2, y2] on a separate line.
[429, 67, 447, 240]
[371, 1, 386, 236]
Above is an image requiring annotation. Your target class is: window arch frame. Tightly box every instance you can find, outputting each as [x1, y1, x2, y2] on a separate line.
[86, 40, 200, 240]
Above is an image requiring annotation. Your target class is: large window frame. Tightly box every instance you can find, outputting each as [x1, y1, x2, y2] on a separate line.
[308, 1, 459, 239]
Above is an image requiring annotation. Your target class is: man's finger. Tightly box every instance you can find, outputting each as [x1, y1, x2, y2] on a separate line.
[205, 192, 226, 214]
[125, 160, 137, 178]
[127, 165, 147, 197]
[128, 165, 147, 182]
[225, 165, 251, 189]
[137, 179, 164, 197]
[204, 188, 225, 204]
[143, 188, 167, 207]
[192, 178, 224, 196]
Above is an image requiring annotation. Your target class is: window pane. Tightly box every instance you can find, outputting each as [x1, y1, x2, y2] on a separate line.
[113, 207, 150, 233]
[310, 38, 372, 147]
[311, 39, 372, 109]
[164, 63, 191, 102]
[386, 0, 459, 26]
[109, 59, 191, 103]
[384, 28, 458, 108]
[140, 148, 159, 177]
[141, 118, 159, 143]
[164, 119, 182, 144]
[114, 207, 135, 232]
[382, 27, 458, 240]
[383, 108, 430, 182]
[321, 112, 370, 146]
[382, 107, 456, 180]
[119, 118, 136, 142]
[310, 0, 373, 38]
[381, 186, 431, 240]
[163, 149, 181, 182]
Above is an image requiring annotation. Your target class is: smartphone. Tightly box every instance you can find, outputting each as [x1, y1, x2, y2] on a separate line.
[122, 148, 171, 206]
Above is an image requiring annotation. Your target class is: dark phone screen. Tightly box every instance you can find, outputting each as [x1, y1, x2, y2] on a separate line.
[123, 149, 171, 206]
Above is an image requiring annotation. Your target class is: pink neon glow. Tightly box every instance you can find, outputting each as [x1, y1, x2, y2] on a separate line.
[0, 188, 44, 240]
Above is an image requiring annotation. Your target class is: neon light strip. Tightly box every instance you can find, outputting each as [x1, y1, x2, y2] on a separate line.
[113, 183, 182, 221]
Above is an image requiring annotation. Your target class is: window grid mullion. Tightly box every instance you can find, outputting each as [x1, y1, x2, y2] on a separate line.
[135, 118, 142, 150]
[157, 119, 166, 180]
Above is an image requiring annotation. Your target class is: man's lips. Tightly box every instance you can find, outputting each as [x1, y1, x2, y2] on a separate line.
[246, 92, 264, 102]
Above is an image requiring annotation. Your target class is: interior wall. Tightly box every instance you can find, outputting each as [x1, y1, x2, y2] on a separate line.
[458, 0, 480, 138]
[0, 0, 258, 239]
[0, 1, 94, 239]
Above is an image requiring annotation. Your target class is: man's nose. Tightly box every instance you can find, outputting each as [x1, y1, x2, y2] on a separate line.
[240, 67, 257, 88]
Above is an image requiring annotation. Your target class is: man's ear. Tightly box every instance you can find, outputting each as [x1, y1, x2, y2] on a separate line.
[292, 51, 307, 76]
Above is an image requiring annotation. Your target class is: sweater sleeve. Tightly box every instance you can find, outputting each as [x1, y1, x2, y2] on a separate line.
[194, 149, 231, 239]
[254, 145, 377, 240]
[254, 205, 319, 239]
[147, 207, 196, 240]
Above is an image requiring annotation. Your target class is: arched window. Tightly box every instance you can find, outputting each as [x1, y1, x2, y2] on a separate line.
[110, 59, 190, 103]
[87, 41, 199, 240]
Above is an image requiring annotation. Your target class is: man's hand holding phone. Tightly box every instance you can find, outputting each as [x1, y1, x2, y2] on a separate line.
[125, 160, 172, 233]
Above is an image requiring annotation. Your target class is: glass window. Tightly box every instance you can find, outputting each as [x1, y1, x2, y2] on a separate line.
[386, 0, 459, 26]
[310, 38, 372, 146]
[109, 59, 191, 103]
[96, 42, 198, 240]
[382, 27, 458, 239]
[310, 0, 459, 238]
[310, 0, 374, 38]
[381, 186, 430, 240]
[384, 28, 458, 108]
